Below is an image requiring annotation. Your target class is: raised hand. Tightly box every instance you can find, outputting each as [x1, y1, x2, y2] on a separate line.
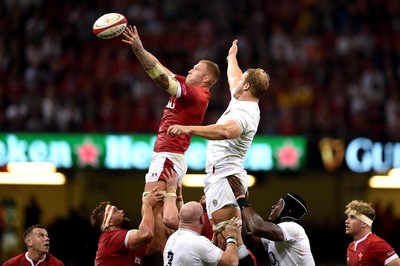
[143, 186, 164, 208]
[122, 25, 142, 49]
[227, 39, 238, 61]
[164, 168, 178, 193]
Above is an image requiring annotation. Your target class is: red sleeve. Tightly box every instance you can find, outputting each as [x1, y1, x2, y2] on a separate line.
[2, 254, 29, 266]
[46, 254, 65, 265]
[107, 230, 129, 252]
[369, 237, 397, 265]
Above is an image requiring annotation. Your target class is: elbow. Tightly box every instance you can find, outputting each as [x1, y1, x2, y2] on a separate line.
[216, 122, 241, 140]
[129, 233, 153, 250]
[139, 230, 154, 245]
[127, 229, 153, 250]
[252, 220, 265, 236]
[216, 128, 234, 140]
[252, 226, 263, 236]
[163, 217, 179, 230]
[217, 132, 230, 140]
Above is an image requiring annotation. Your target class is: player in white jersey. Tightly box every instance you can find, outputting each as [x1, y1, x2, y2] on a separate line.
[229, 176, 315, 265]
[163, 201, 249, 266]
[261, 221, 315, 266]
[167, 40, 270, 253]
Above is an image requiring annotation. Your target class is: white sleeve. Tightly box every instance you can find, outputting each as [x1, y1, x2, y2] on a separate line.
[225, 107, 252, 133]
[175, 82, 182, 98]
[194, 237, 223, 265]
[277, 222, 303, 242]
[124, 230, 134, 247]
[172, 73, 182, 98]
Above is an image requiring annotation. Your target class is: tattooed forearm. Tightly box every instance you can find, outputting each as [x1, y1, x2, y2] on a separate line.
[132, 46, 156, 71]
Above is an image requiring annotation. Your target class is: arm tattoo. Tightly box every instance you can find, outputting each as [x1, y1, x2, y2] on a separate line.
[132, 41, 171, 91]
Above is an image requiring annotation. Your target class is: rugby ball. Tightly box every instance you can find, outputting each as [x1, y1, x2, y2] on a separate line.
[93, 13, 127, 39]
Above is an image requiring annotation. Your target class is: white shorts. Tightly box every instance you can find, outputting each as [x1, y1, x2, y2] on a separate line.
[145, 152, 187, 183]
[204, 174, 248, 217]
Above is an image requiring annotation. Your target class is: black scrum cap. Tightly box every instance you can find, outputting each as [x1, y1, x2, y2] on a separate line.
[279, 193, 308, 221]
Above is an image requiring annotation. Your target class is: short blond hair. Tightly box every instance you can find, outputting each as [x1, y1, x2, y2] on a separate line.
[245, 68, 270, 98]
[345, 200, 375, 221]
[199, 59, 220, 88]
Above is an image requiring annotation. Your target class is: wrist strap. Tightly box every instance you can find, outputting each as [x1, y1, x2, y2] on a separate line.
[237, 198, 250, 210]
[226, 236, 237, 245]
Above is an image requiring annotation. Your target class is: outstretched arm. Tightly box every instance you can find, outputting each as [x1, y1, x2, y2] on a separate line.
[122, 25, 178, 96]
[226, 40, 242, 93]
[227, 176, 284, 242]
[241, 206, 284, 242]
[167, 120, 242, 140]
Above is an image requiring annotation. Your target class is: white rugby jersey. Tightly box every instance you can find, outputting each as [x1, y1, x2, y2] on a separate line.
[261, 222, 315, 266]
[205, 96, 260, 179]
[164, 228, 222, 265]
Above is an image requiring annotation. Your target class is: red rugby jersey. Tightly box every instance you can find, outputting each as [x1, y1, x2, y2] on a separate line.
[95, 230, 146, 266]
[347, 233, 398, 266]
[154, 75, 211, 154]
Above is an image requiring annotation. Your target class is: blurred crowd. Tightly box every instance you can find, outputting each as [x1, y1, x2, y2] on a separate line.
[0, 0, 400, 142]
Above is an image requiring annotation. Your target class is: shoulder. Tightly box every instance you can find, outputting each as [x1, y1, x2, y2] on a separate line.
[364, 233, 398, 259]
[366, 233, 393, 246]
[191, 235, 222, 256]
[47, 254, 65, 265]
[174, 74, 185, 82]
[181, 83, 210, 98]
[172, 230, 211, 245]
[228, 100, 259, 118]
[278, 221, 304, 231]
[3, 253, 26, 265]
[103, 229, 128, 237]
[278, 221, 303, 228]
[236, 101, 259, 112]
[278, 222, 306, 239]
[100, 229, 128, 243]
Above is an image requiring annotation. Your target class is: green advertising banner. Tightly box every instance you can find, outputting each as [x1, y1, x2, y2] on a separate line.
[0, 133, 306, 171]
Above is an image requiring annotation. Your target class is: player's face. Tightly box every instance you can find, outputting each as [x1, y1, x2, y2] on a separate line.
[268, 198, 284, 223]
[111, 208, 131, 229]
[345, 214, 363, 237]
[186, 62, 208, 86]
[28, 228, 50, 254]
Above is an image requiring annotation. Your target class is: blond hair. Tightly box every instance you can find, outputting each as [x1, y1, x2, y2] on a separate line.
[345, 200, 376, 221]
[244, 68, 270, 98]
[199, 59, 220, 88]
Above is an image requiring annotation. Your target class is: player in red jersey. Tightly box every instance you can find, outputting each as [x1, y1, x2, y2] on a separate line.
[122, 25, 220, 263]
[3, 224, 64, 266]
[345, 200, 400, 266]
[90, 187, 163, 266]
